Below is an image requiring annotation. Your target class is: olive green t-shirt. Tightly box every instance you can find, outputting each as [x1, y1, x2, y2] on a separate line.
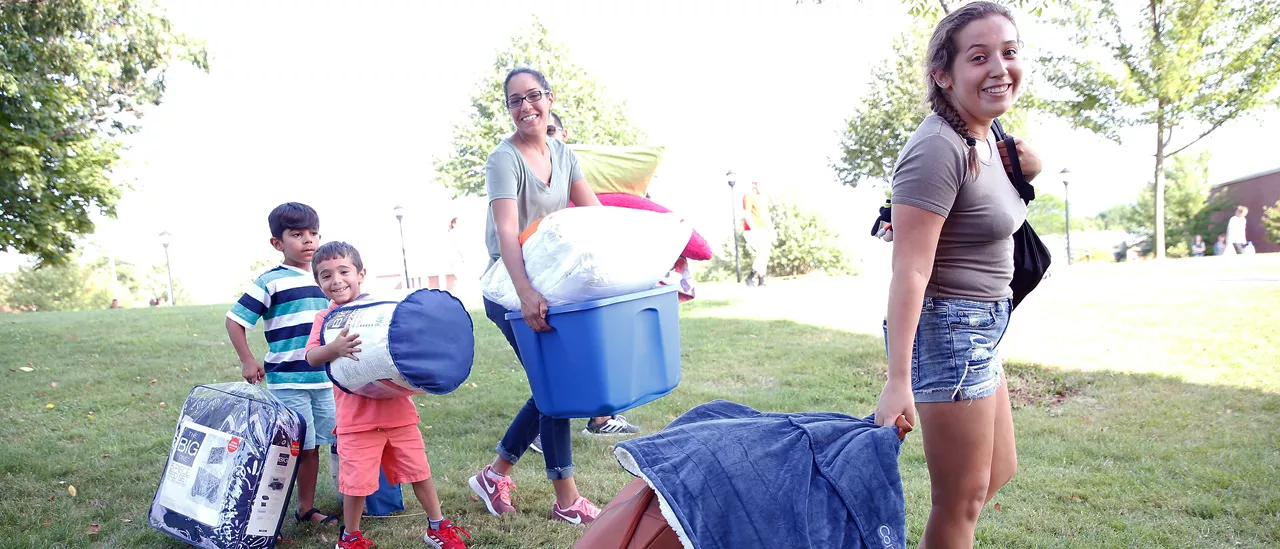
[890, 115, 1027, 301]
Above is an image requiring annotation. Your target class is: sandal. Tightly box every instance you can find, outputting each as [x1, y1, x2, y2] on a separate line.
[296, 507, 339, 525]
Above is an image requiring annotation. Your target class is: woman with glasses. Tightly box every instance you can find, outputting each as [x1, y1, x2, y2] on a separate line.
[467, 67, 604, 526]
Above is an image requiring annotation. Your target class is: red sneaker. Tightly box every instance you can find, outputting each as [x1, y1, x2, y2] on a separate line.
[468, 465, 517, 516]
[335, 530, 375, 549]
[424, 519, 472, 549]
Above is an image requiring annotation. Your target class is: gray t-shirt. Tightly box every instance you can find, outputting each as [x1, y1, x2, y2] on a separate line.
[891, 114, 1027, 301]
[484, 138, 585, 267]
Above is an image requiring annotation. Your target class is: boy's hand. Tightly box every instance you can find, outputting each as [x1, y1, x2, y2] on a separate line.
[327, 328, 362, 361]
[241, 360, 265, 384]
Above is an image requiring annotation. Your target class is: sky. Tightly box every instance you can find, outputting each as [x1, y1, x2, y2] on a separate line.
[5, 0, 1277, 304]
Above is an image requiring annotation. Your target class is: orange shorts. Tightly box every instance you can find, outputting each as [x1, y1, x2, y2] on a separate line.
[336, 425, 431, 496]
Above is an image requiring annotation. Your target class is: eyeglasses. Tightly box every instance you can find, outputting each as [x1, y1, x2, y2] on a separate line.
[546, 125, 560, 137]
[506, 89, 550, 109]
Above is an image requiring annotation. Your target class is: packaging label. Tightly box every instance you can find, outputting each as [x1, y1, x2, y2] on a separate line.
[245, 443, 296, 537]
[156, 420, 234, 527]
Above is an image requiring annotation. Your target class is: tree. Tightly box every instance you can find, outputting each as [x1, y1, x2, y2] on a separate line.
[831, 25, 930, 188]
[1025, 193, 1067, 235]
[1, 0, 207, 266]
[1035, 0, 1280, 259]
[141, 263, 189, 305]
[1023, 193, 1113, 235]
[803, 0, 1052, 18]
[831, 22, 1031, 189]
[1118, 152, 1229, 258]
[2, 260, 111, 312]
[1263, 200, 1280, 246]
[2, 254, 187, 311]
[1094, 204, 1132, 231]
[435, 19, 643, 197]
[698, 199, 851, 281]
[87, 255, 143, 301]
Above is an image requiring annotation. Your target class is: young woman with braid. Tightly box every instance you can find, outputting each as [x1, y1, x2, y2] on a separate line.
[873, 3, 1043, 547]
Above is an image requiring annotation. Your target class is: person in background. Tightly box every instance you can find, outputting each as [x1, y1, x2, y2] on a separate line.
[443, 217, 463, 291]
[742, 180, 774, 286]
[1191, 234, 1206, 257]
[1214, 234, 1228, 256]
[1226, 205, 1249, 254]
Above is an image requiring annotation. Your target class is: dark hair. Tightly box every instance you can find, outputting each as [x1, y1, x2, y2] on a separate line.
[550, 112, 564, 129]
[268, 202, 320, 239]
[503, 67, 551, 97]
[924, 1, 1017, 177]
[311, 241, 363, 281]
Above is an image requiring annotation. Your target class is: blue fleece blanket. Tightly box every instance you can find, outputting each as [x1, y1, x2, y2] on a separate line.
[613, 400, 908, 549]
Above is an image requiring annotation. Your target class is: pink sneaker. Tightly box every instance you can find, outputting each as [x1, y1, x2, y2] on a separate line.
[550, 497, 601, 525]
[468, 465, 517, 516]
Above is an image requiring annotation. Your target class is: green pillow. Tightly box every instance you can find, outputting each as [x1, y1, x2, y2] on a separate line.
[570, 145, 666, 197]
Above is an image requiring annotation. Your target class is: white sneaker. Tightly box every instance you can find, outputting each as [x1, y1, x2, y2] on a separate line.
[583, 415, 642, 436]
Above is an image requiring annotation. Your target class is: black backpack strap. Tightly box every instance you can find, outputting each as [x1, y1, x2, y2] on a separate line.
[870, 199, 892, 237]
[992, 119, 1034, 204]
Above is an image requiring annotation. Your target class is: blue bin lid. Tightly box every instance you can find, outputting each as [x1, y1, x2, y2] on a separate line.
[504, 285, 679, 321]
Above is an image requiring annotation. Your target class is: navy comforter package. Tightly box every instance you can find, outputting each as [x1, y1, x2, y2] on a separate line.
[613, 399, 909, 549]
[149, 383, 305, 548]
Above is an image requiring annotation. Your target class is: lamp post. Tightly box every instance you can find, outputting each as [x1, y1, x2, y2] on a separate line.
[159, 231, 175, 306]
[394, 205, 410, 289]
[727, 170, 741, 283]
[1060, 167, 1073, 265]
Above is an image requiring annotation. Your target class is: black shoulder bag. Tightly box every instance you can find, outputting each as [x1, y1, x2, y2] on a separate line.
[992, 120, 1051, 310]
[871, 119, 1051, 310]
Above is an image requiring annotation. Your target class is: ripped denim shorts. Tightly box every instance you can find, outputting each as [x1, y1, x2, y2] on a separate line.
[883, 297, 1012, 403]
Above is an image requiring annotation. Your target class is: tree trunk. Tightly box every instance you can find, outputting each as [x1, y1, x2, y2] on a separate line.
[1150, 0, 1166, 260]
[1154, 105, 1167, 260]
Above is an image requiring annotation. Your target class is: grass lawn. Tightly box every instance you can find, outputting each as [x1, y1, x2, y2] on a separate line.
[1, 256, 1278, 548]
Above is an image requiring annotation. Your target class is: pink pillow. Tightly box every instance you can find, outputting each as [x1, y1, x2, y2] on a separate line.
[595, 194, 712, 260]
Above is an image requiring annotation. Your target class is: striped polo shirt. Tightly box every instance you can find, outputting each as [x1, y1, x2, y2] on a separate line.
[227, 264, 331, 389]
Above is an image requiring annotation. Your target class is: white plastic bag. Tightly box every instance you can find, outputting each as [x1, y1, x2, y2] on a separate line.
[481, 206, 691, 311]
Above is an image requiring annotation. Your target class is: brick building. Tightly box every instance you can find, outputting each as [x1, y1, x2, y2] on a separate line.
[1208, 167, 1280, 253]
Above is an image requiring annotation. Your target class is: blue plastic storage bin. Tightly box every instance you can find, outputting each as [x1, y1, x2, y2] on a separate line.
[506, 285, 682, 418]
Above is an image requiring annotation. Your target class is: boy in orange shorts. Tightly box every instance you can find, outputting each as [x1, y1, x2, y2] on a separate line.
[305, 241, 470, 549]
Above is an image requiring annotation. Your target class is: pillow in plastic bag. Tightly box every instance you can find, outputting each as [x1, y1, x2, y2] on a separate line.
[481, 206, 691, 311]
[322, 289, 474, 399]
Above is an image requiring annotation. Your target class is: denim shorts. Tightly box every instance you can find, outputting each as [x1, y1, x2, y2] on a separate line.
[884, 297, 1011, 403]
[270, 387, 337, 450]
